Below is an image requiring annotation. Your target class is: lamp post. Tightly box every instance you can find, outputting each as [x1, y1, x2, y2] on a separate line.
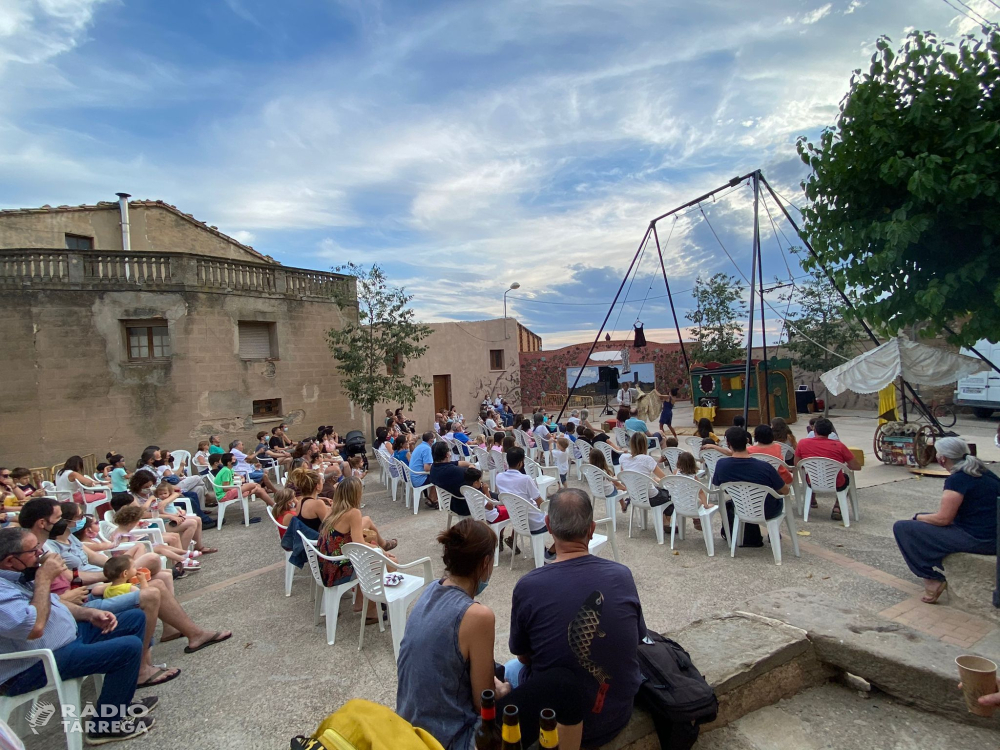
[503, 282, 520, 339]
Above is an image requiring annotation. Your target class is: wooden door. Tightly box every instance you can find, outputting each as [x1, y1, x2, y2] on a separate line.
[433, 375, 451, 414]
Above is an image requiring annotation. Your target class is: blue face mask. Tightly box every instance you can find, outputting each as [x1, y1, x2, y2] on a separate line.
[72, 518, 87, 533]
[475, 577, 490, 596]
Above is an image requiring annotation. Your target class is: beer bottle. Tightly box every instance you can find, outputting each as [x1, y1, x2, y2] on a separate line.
[474, 689, 500, 750]
[538, 708, 559, 749]
[500, 704, 522, 750]
[70, 568, 83, 590]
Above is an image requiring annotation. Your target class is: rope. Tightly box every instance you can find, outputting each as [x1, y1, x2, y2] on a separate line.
[635, 216, 675, 324]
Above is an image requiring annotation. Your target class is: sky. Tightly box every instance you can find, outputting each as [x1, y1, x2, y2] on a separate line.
[1, 0, 995, 349]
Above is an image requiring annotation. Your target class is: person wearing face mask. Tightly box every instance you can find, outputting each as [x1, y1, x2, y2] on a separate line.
[396, 519, 505, 750]
[0, 526, 156, 743]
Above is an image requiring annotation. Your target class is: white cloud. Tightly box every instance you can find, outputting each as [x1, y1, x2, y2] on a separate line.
[802, 4, 833, 25]
[845, 1, 864, 14]
[229, 229, 255, 245]
[0, 0, 110, 70]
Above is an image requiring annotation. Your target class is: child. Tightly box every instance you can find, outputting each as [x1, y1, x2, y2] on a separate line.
[664, 436, 679, 448]
[345, 454, 367, 480]
[675, 450, 709, 529]
[696, 418, 719, 443]
[391, 435, 410, 464]
[589, 450, 628, 513]
[10, 468, 37, 499]
[490, 432, 505, 453]
[96, 462, 113, 481]
[214, 452, 272, 508]
[102, 556, 149, 600]
[105, 453, 130, 496]
[112, 504, 200, 571]
[271, 488, 298, 539]
[552, 437, 571, 487]
[152, 481, 215, 554]
[464, 466, 509, 524]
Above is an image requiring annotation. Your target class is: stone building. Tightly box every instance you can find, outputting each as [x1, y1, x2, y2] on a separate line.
[377, 318, 540, 431]
[0, 196, 361, 468]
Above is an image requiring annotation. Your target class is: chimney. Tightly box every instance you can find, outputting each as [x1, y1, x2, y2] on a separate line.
[116, 192, 131, 253]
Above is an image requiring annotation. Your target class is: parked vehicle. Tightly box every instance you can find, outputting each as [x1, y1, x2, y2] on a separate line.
[955, 339, 1000, 418]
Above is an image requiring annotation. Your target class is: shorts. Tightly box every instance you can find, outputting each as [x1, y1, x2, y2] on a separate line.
[559, 474, 568, 485]
[85, 588, 141, 614]
[219, 488, 240, 502]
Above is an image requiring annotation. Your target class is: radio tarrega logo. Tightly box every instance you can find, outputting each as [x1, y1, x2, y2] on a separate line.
[24, 700, 55, 734]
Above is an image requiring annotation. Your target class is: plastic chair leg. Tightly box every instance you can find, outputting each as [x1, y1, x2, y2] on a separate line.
[531, 535, 545, 568]
[324, 591, 340, 645]
[653, 508, 665, 545]
[608, 529, 620, 562]
[803, 488, 812, 523]
[242, 498, 250, 526]
[766, 519, 783, 565]
[669, 514, 677, 550]
[677, 515, 686, 541]
[284, 553, 294, 597]
[785, 513, 801, 557]
[389, 597, 413, 662]
[314, 586, 323, 625]
[730, 517, 740, 558]
[837, 489, 851, 527]
[628, 507, 635, 539]
[357, 596, 367, 651]
[699, 512, 715, 557]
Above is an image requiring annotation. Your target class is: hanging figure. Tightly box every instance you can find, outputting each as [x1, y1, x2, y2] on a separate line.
[633, 322, 647, 348]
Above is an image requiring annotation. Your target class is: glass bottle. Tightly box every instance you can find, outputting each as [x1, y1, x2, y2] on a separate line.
[500, 704, 522, 750]
[474, 689, 500, 750]
[538, 708, 559, 749]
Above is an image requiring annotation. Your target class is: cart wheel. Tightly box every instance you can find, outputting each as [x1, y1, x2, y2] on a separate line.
[915, 425, 937, 467]
[933, 404, 957, 429]
[873, 424, 887, 463]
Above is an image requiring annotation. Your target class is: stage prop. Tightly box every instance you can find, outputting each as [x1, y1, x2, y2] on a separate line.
[689, 358, 797, 427]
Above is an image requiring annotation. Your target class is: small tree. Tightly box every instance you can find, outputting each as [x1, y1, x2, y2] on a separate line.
[797, 29, 1000, 346]
[327, 263, 432, 445]
[781, 272, 864, 406]
[686, 272, 747, 362]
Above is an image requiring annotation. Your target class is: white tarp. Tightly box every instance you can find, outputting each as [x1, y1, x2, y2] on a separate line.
[820, 337, 989, 396]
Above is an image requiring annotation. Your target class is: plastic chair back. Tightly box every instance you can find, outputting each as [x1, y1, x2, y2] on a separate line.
[613, 427, 629, 447]
[777, 442, 795, 462]
[581, 464, 614, 500]
[618, 470, 653, 508]
[523, 457, 546, 483]
[797, 457, 844, 492]
[298, 531, 326, 587]
[169, 450, 192, 475]
[594, 441, 615, 467]
[266, 506, 288, 531]
[460, 486, 491, 523]
[660, 475, 706, 517]
[684, 437, 704, 459]
[575, 439, 592, 462]
[661, 447, 683, 472]
[343, 543, 393, 602]
[750, 453, 787, 473]
[498, 492, 535, 537]
[720, 482, 782, 524]
[700, 450, 723, 486]
[433, 486, 454, 513]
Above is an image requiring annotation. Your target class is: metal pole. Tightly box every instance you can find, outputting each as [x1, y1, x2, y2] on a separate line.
[503, 290, 509, 340]
[652, 222, 690, 373]
[650, 173, 756, 225]
[556, 226, 652, 425]
[754, 175, 770, 423]
[742, 172, 760, 424]
[758, 175, 946, 434]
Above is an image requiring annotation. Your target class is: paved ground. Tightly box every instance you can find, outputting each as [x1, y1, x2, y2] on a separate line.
[18, 406, 1000, 749]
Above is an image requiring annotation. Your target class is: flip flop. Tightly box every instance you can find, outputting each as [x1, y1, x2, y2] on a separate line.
[159, 633, 182, 643]
[137, 667, 181, 688]
[184, 631, 232, 654]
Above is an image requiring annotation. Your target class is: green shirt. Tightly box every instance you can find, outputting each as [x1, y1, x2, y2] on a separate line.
[214, 467, 234, 501]
[110, 467, 129, 493]
[209, 445, 224, 455]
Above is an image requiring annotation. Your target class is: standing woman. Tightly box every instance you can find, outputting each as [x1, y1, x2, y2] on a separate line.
[659, 388, 679, 440]
[397, 520, 505, 750]
[55, 456, 107, 506]
[893, 437, 999, 604]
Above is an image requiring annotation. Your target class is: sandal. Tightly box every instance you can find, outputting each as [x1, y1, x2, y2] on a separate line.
[424, 500, 439, 510]
[831, 503, 843, 522]
[184, 631, 232, 654]
[382, 539, 398, 552]
[922, 580, 948, 604]
[137, 667, 181, 689]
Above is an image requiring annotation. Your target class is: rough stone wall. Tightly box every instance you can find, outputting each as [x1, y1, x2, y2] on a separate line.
[0, 288, 360, 468]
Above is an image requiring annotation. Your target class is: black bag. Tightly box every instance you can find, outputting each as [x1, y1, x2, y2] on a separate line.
[635, 630, 718, 750]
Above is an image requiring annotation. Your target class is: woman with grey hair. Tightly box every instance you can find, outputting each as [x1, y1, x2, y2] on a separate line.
[893, 437, 999, 604]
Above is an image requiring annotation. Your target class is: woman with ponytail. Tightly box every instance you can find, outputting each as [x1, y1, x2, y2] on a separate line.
[893, 437, 999, 604]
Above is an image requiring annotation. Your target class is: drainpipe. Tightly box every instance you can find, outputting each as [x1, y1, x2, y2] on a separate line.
[116, 192, 131, 252]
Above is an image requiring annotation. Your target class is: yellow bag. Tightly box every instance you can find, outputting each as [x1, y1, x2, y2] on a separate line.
[310, 700, 445, 750]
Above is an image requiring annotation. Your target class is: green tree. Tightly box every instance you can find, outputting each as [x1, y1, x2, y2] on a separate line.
[797, 29, 1000, 346]
[327, 263, 432, 445]
[781, 272, 864, 401]
[686, 272, 747, 362]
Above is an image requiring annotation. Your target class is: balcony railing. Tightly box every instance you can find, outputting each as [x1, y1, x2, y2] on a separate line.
[0, 249, 351, 301]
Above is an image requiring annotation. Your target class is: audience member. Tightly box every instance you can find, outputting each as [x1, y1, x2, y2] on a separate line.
[208, 435, 224, 455]
[552, 437, 571, 487]
[625, 408, 659, 447]
[696, 418, 719, 443]
[495, 448, 550, 558]
[713, 427, 789, 547]
[747, 425, 792, 485]
[213, 452, 273, 510]
[55, 456, 108, 507]
[794, 417, 860, 521]
[619, 433, 672, 525]
[588, 450, 628, 513]
[293, 468, 330, 533]
[429, 442, 475, 517]
[409, 432, 435, 506]
[271, 489, 297, 539]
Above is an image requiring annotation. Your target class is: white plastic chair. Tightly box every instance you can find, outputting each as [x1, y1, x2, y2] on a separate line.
[795, 457, 859, 526]
[461, 487, 510, 565]
[70, 480, 111, 517]
[750, 453, 799, 510]
[298, 532, 359, 646]
[719, 481, 800, 565]
[168, 450, 192, 476]
[777, 441, 795, 464]
[660, 447, 683, 473]
[660, 475, 719, 556]
[618, 470, 668, 544]
[572, 439, 591, 480]
[342, 543, 432, 662]
[267, 507, 296, 597]
[432, 485, 458, 529]
[593, 441, 621, 476]
[612, 427, 629, 450]
[0, 650, 103, 750]
[203, 473, 249, 529]
[699, 449, 724, 486]
[372, 451, 391, 492]
[524, 457, 558, 497]
[380, 453, 402, 502]
[499, 492, 548, 568]
[684, 437, 704, 460]
[396, 460, 433, 515]
[40, 481, 72, 503]
[581, 464, 625, 533]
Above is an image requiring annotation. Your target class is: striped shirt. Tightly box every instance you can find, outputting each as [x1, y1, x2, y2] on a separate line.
[0, 570, 78, 684]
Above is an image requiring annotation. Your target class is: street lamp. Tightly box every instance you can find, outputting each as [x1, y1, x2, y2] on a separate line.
[503, 282, 520, 339]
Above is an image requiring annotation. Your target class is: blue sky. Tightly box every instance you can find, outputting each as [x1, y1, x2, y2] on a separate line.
[1, 0, 992, 347]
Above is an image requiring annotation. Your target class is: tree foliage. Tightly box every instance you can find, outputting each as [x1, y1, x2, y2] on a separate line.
[327, 263, 432, 438]
[686, 272, 747, 363]
[781, 272, 864, 380]
[797, 29, 1000, 346]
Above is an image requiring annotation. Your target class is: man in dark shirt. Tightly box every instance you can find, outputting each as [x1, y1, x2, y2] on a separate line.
[501, 488, 646, 747]
[427, 441, 474, 516]
[713, 426, 789, 547]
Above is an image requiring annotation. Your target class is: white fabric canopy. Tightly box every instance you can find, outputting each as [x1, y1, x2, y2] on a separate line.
[820, 337, 989, 396]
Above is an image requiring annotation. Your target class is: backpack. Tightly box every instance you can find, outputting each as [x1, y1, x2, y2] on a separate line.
[292, 699, 445, 750]
[635, 631, 718, 750]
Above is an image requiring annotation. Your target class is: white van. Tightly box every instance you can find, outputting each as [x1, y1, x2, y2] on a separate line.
[955, 339, 1000, 418]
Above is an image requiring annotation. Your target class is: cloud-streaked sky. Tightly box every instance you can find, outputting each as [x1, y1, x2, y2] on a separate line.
[1, 0, 994, 348]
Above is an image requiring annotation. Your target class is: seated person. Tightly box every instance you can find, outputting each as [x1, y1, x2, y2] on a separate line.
[151, 482, 216, 554]
[583, 428, 625, 465]
[102, 555, 149, 600]
[532, 414, 551, 453]
[397, 520, 506, 750]
[893, 437, 999, 604]
[291, 468, 331, 533]
[113, 505, 201, 572]
[794, 417, 860, 521]
[428, 441, 474, 516]
[624, 408, 659, 447]
[391, 435, 412, 464]
[229, 439, 278, 493]
[712, 427, 789, 547]
[588, 450, 628, 513]
[464, 466, 509, 524]
[503, 488, 647, 749]
[0, 527, 154, 743]
[208, 435, 225, 455]
[696, 418, 719, 444]
[193, 440, 212, 474]
[619, 433, 672, 521]
[747, 424, 793, 485]
[495, 448, 550, 557]
[213, 452, 273, 509]
[271, 489, 298, 539]
[408, 432, 436, 501]
[0, 467, 34, 504]
[54, 455, 108, 507]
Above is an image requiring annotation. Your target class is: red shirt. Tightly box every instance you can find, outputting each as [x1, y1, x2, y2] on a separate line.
[748, 444, 792, 484]
[795, 436, 855, 484]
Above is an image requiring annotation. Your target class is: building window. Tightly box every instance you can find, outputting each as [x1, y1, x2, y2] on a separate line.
[238, 321, 277, 359]
[125, 321, 170, 361]
[252, 398, 282, 420]
[65, 234, 94, 251]
[489, 349, 505, 370]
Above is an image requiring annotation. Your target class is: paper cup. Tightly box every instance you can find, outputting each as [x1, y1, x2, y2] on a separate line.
[956, 655, 998, 717]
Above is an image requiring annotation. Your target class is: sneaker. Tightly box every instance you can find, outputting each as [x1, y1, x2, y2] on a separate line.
[129, 696, 159, 715]
[86, 716, 155, 744]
